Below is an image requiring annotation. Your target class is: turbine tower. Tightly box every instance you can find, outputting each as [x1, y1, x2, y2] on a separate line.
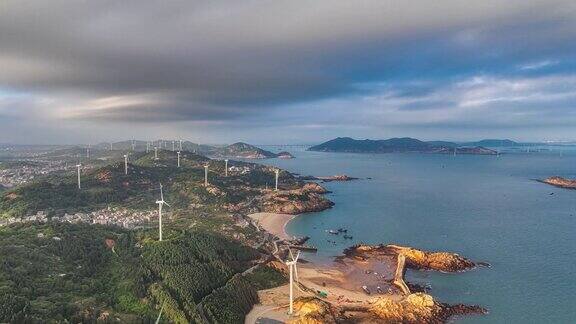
[224, 159, 228, 177]
[146, 141, 150, 153]
[179, 139, 183, 151]
[172, 140, 175, 152]
[110, 142, 113, 151]
[177, 151, 181, 167]
[132, 139, 136, 151]
[124, 154, 129, 175]
[76, 163, 82, 189]
[275, 169, 280, 191]
[156, 183, 171, 241]
[86, 144, 90, 159]
[204, 165, 209, 186]
[154, 146, 159, 160]
[286, 249, 301, 315]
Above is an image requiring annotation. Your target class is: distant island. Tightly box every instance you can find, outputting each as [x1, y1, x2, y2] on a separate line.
[277, 151, 295, 159]
[308, 137, 499, 155]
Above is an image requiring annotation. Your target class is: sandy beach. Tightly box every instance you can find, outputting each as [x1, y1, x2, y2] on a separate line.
[248, 212, 297, 240]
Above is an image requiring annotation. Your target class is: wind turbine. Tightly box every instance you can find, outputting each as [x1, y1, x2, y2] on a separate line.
[156, 183, 171, 241]
[76, 163, 82, 189]
[224, 159, 228, 177]
[177, 151, 181, 167]
[110, 142, 113, 151]
[131, 139, 136, 151]
[155, 304, 164, 324]
[146, 141, 150, 153]
[204, 165, 209, 186]
[172, 140, 175, 152]
[154, 146, 159, 160]
[179, 139, 183, 151]
[286, 249, 301, 315]
[275, 169, 280, 191]
[86, 144, 90, 159]
[124, 154, 129, 175]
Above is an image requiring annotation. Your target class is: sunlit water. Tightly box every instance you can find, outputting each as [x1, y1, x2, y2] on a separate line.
[261, 147, 576, 323]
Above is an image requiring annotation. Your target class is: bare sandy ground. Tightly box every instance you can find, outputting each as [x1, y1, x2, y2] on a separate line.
[248, 212, 296, 240]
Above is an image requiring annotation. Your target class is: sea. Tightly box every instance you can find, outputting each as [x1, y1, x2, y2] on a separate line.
[261, 146, 576, 323]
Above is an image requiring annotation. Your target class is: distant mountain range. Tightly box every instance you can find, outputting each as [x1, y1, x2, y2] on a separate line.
[308, 137, 517, 154]
[90, 140, 281, 159]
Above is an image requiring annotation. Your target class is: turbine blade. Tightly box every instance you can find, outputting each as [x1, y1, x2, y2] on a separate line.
[155, 304, 164, 324]
[164, 201, 171, 207]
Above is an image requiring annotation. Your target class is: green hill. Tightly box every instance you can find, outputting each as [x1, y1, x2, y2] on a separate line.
[0, 222, 265, 323]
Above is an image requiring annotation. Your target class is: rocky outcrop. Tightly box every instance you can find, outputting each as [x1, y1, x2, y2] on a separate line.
[287, 297, 339, 324]
[317, 174, 358, 182]
[541, 176, 576, 189]
[301, 182, 329, 194]
[261, 182, 333, 214]
[367, 293, 486, 323]
[343, 244, 477, 272]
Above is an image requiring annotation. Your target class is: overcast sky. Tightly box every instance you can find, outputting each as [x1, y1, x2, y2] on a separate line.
[1, 0, 575, 144]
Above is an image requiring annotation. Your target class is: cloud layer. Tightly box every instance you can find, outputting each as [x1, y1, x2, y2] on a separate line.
[0, 0, 575, 143]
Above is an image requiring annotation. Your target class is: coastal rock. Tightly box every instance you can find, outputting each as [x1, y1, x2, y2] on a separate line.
[262, 191, 334, 214]
[541, 176, 576, 189]
[368, 293, 486, 323]
[261, 182, 333, 214]
[287, 297, 339, 324]
[301, 182, 329, 194]
[343, 244, 476, 272]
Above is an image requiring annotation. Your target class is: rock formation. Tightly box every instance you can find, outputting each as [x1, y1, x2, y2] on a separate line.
[261, 183, 333, 214]
[343, 244, 477, 272]
[287, 297, 339, 324]
[367, 293, 486, 323]
[541, 176, 576, 189]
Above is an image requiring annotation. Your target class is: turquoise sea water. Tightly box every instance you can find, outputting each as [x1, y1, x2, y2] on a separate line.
[262, 148, 576, 323]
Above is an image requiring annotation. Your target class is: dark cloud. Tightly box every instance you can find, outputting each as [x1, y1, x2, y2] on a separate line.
[0, 0, 575, 143]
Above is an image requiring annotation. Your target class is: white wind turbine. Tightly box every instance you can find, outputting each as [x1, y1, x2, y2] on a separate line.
[110, 142, 113, 151]
[156, 183, 171, 241]
[146, 141, 150, 153]
[124, 154, 129, 175]
[179, 139, 183, 151]
[177, 151, 181, 167]
[172, 140, 175, 152]
[286, 249, 301, 315]
[86, 144, 90, 159]
[154, 146, 159, 160]
[224, 159, 228, 177]
[275, 169, 280, 191]
[76, 163, 82, 189]
[204, 165, 209, 186]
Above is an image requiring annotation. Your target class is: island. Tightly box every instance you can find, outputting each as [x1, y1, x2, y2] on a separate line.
[540, 176, 576, 189]
[309, 137, 499, 155]
[277, 151, 295, 159]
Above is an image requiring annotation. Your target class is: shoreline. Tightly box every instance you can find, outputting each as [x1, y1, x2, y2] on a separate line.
[247, 212, 297, 240]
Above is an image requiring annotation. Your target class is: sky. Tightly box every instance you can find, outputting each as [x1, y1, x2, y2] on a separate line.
[1, 0, 575, 145]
